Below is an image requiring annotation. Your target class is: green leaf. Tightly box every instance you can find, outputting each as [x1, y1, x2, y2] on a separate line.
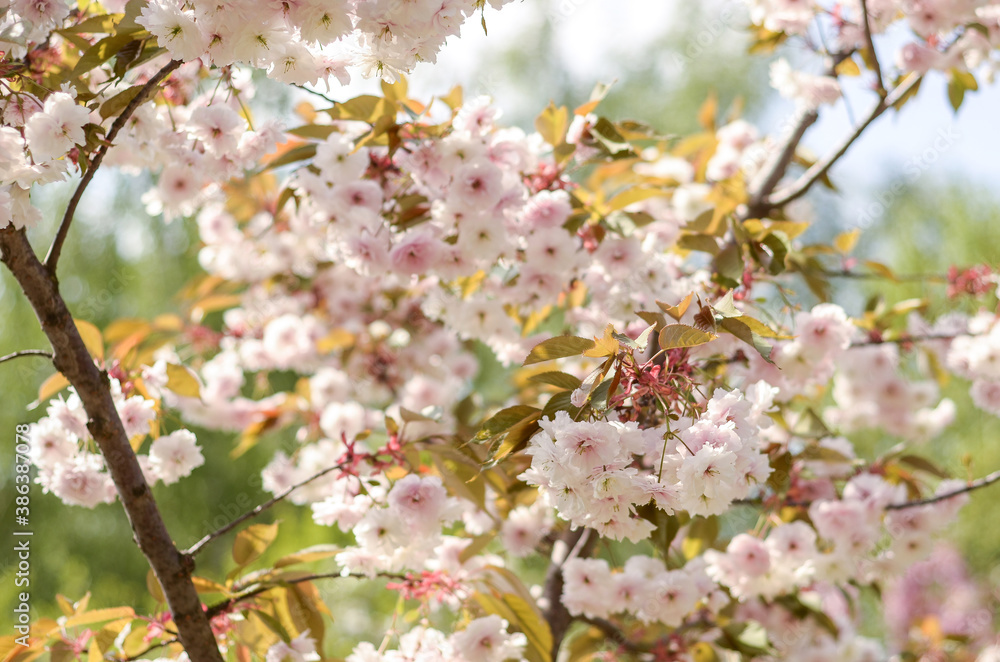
[325, 95, 391, 123]
[898, 454, 950, 479]
[710, 290, 741, 319]
[523, 336, 595, 365]
[263, 143, 318, 170]
[719, 317, 774, 364]
[99, 84, 144, 120]
[286, 124, 338, 140]
[66, 13, 123, 34]
[474, 405, 541, 442]
[712, 240, 743, 287]
[73, 32, 139, 76]
[527, 371, 583, 390]
[489, 412, 543, 464]
[946, 68, 976, 113]
[232, 522, 280, 567]
[657, 324, 716, 350]
[503, 593, 553, 662]
[677, 232, 721, 255]
[767, 451, 792, 493]
[798, 445, 852, 463]
[591, 117, 631, 156]
[718, 621, 772, 657]
[471, 590, 551, 662]
[761, 231, 790, 275]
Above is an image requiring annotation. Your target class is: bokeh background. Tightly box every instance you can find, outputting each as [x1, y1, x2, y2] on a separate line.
[3, 0, 1000, 654]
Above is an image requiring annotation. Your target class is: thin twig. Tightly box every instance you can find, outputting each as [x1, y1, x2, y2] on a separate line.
[886, 468, 1000, 510]
[745, 50, 855, 217]
[766, 71, 923, 211]
[0, 349, 52, 364]
[858, 0, 886, 96]
[116, 637, 179, 662]
[821, 268, 947, 283]
[0, 225, 223, 662]
[293, 83, 337, 106]
[44, 59, 182, 275]
[205, 571, 408, 619]
[849, 332, 968, 348]
[184, 460, 349, 556]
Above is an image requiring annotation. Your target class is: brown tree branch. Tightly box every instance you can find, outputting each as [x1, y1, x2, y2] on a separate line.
[0, 227, 223, 662]
[542, 527, 596, 659]
[205, 571, 408, 619]
[886, 468, 1000, 510]
[858, 0, 886, 96]
[44, 58, 182, 276]
[0, 349, 53, 364]
[744, 50, 855, 218]
[184, 461, 350, 557]
[765, 71, 923, 211]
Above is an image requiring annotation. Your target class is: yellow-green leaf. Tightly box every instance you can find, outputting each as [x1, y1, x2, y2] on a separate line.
[834, 228, 860, 254]
[523, 336, 595, 365]
[164, 363, 201, 399]
[657, 324, 716, 350]
[474, 405, 540, 442]
[63, 607, 135, 628]
[75, 318, 104, 360]
[527, 371, 583, 390]
[274, 544, 341, 568]
[232, 522, 280, 567]
[534, 102, 568, 148]
[99, 84, 144, 120]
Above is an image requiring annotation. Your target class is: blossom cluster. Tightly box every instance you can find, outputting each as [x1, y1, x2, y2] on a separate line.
[29, 381, 204, 507]
[561, 554, 718, 627]
[520, 383, 776, 541]
[746, 0, 1000, 110]
[344, 616, 526, 662]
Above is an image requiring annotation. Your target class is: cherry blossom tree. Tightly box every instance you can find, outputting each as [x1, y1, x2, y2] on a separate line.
[2, 0, 1000, 661]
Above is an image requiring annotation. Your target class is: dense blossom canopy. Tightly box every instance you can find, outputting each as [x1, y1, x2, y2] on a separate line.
[3, 0, 1000, 661]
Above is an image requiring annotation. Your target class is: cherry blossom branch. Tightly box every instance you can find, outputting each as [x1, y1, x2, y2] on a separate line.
[821, 267, 947, 283]
[44, 58, 182, 276]
[204, 571, 409, 619]
[745, 105, 820, 217]
[745, 50, 855, 217]
[0, 348, 52, 364]
[849, 332, 968, 347]
[0, 226, 223, 662]
[858, 0, 886, 97]
[765, 71, 923, 211]
[117, 637, 179, 662]
[184, 460, 349, 557]
[886, 468, 1000, 510]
